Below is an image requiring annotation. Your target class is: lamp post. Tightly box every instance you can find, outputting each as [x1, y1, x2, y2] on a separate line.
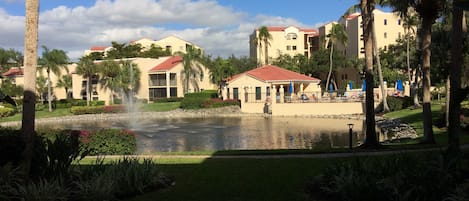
[348, 123, 354, 150]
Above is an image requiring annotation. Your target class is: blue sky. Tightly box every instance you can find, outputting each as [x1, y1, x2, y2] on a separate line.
[0, 0, 359, 60]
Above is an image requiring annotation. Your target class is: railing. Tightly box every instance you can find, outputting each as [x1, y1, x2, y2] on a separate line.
[234, 92, 368, 104]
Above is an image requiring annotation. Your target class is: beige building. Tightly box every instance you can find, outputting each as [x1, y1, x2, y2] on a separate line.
[222, 65, 322, 103]
[249, 26, 320, 65]
[84, 35, 202, 57]
[70, 56, 216, 104]
[319, 9, 410, 58]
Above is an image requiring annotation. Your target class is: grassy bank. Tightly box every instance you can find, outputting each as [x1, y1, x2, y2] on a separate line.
[0, 102, 181, 122]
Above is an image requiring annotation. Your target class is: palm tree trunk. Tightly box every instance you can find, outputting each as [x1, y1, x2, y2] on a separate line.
[447, 6, 465, 154]
[326, 43, 334, 94]
[20, 0, 39, 176]
[47, 69, 52, 112]
[361, 0, 378, 148]
[406, 32, 412, 83]
[264, 39, 269, 65]
[86, 77, 91, 106]
[420, 17, 435, 144]
[372, 19, 389, 113]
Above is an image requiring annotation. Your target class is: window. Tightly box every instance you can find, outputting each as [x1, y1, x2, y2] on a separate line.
[292, 46, 297, 51]
[286, 45, 291, 50]
[255, 87, 261, 100]
[384, 19, 387, 25]
[233, 88, 239, 100]
[266, 86, 271, 96]
[384, 32, 387, 38]
[149, 74, 166, 86]
[149, 88, 167, 100]
[398, 19, 401, 25]
[170, 88, 177, 97]
[286, 33, 297, 40]
[384, 45, 388, 51]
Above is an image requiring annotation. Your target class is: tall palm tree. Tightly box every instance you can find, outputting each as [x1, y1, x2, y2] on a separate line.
[177, 45, 204, 94]
[56, 74, 72, 99]
[20, 0, 39, 175]
[372, 21, 390, 113]
[326, 23, 348, 95]
[257, 26, 273, 65]
[98, 60, 120, 104]
[403, 14, 421, 107]
[76, 56, 97, 106]
[386, 0, 445, 144]
[448, 1, 467, 154]
[116, 60, 141, 103]
[40, 46, 69, 112]
[360, 0, 379, 147]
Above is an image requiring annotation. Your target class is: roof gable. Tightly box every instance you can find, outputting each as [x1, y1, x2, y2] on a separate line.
[228, 65, 320, 83]
[149, 56, 182, 72]
[2, 67, 23, 77]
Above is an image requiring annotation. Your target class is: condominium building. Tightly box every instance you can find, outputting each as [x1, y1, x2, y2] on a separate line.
[249, 26, 320, 65]
[319, 9, 410, 58]
[83, 35, 203, 57]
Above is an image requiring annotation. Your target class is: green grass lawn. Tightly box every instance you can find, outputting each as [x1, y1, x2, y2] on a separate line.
[125, 157, 341, 201]
[0, 102, 181, 122]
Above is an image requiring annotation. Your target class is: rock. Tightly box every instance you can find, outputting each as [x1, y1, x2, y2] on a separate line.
[376, 118, 418, 141]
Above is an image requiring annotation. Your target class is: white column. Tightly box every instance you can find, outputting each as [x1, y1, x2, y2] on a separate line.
[279, 85, 284, 103]
[166, 72, 170, 98]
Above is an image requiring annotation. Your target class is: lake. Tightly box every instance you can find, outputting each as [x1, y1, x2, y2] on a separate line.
[42, 116, 371, 153]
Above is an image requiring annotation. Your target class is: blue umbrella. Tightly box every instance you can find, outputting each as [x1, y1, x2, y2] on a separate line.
[397, 79, 404, 91]
[289, 82, 294, 94]
[349, 81, 353, 90]
[362, 80, 366, 91]
[329, 83, 334, 92]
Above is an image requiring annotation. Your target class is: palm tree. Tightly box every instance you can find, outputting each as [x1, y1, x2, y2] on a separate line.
[76, 56, 97, 106]
[20, 0, 39, 175]
[372, 17, 390, 113]
[56, 74, 72, 99]
[257, 26, 273, 65]
[448, 1, 467, 154]
[98, 60, 120, 104]
[115, 60, 141, 103]
[177, 45, 204, 94]
[40, 46, 69, 112]
[326, 23, 348, 95]
[360, 0, 379, 147]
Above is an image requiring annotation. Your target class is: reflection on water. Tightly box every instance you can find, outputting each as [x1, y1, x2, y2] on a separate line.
[41, 117, 367, 153]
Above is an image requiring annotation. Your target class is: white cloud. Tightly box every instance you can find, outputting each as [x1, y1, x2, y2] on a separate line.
[0, 0, 314, 61]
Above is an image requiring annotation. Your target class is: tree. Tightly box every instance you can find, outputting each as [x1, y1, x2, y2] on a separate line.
[76, 56, 97, 106]
[56, 74, 72, 99]
[20, 0, 39, 176]
[36, 75, 47, 101]
[372, 17, 390, 113]
[98, 60, 121, 104]
[115, 60, 141, 103]
[326, 23, 348, 94]
[139, 44, 171, 58]
[176, 45, 204, 94]
[39, 46, 69, 112]
[257, 26, 273, 65]
[360, 0, 379, 148]
[209, 57, 235, 86]
[447, 1, 467, 154]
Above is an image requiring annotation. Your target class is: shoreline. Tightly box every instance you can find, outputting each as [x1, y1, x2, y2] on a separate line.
[0, 106, 365, 128]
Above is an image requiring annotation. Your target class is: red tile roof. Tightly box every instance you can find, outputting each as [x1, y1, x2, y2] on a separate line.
[346, 13, 361, 20]
[261, 26, 318, 34]
[149, 56, 183, 72]
[90, 46, 108, 51]
[2, 67, 23, 77]
[228, 65, 320, 83]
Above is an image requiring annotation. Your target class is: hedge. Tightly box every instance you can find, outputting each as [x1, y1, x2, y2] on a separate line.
[79, 129, 137, 155]
[70, 105, 128, 115]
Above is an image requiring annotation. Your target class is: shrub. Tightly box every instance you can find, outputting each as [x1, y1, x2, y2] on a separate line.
[202, 98, 240, 108]
[70, 106, 104, 115]
[0, 129, 23, 166]
[152, 97, 183, 103]
[180, 91, 220, 109]
[80, 129, 136, 155]
[0, 107, 15, 117]
[376, 96, 414, 112]
[103, 105, 127, 113]
[306, 153, 469, 201]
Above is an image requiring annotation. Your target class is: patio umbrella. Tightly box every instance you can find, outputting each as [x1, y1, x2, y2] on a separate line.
[329, 83, 333, 92]
[289, 82, 294, 94]
[349, 81, 353, 90]
[396, 79, 404, 91]
[362, 79, 366, 91]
